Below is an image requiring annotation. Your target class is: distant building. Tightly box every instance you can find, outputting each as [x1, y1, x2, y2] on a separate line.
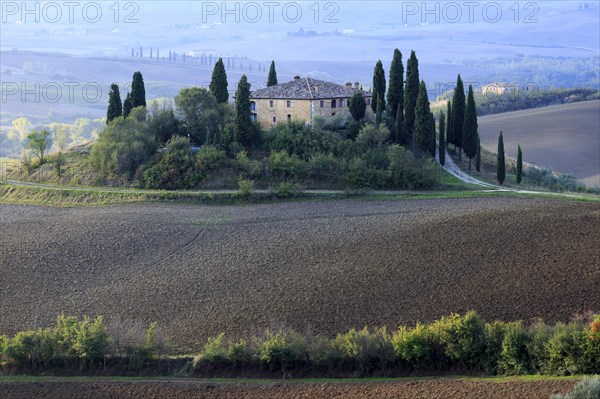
[249, 76, 374, 128]
[482, 82, 519, 96]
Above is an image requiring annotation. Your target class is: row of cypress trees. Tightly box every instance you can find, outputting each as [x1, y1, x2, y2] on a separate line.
[106, 72, 147, 123]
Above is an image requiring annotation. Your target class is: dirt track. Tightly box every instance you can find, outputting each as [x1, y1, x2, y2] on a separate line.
[1, 197, 599, 351]
[0, 378, 578, 399]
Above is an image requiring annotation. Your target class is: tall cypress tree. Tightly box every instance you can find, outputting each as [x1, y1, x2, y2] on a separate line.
[375, 96, 383, 128]
[446, 101, 453, 149]
[210, 58, 229, 103]
[267, 61, 278, 86]
[349, 91, 367, 121]
[387, 49, 404, 130]
[430, 112, 436, 158]
[371, 60, 386, 113]
[497, 131, 505, 185]
[414, 81, 434, 156]
[131, 71, 146, 108]
[123, 92, 132, 118]
[517, 145, 523, 184]
[106, 83, 122, 123]
[475, 134, 481, 172]
[234, 75, 253, 147]
[395, 103, 404, 144]
[439, 110, 446, 166]
[404, 50, 420, 141]
[462, 84, 478, 170]
[451, 74, 465, 160]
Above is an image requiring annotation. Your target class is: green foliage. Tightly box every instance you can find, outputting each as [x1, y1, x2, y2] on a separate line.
[517, 145, 523, 184]
[237, 178, 254, 198]
[174, 87, 220, 145]
[500, 322, 531, 375]
[387, 145, 438, 189]
[268, 150, 304, 179]
[334, 327, 395, 374]
[234, 75, 254, 147]
[482, 321, 509, 375]
[210, 58, 229, 103]
[194, 333, 228, 369]
[131, 71, 146, 108]
[147, 106, 180, 144]
[414, 81, 434, 156]
[267, 61, 278, 87]
[123, 92, 133, 118]
[142, 136, 197, 189]
[387, 49, 404, 137]
[197, 145, 227, 171]
[551, 376, 600, 399]
[27, 130, 51, 163]
[439, 110, 446, 166]
[462, 85, 478, 168]
[258, 330, 307, 372]
[91, 109, 158, 179]
[497, 131, 506, 185]
[446, 101, 453, 148]
[475, 135, 481, 172]
[545, 323, 586, 375]
[349, 91, 367, 121]
[107, 83, 123, 123]
[451, 75, 466, 151]
[392, 323, 439, 370]
[356, 124, 389, 148]
[371, 60, 386, 113]
[430, 311, 486, 369]
[404, 50, 420, 138]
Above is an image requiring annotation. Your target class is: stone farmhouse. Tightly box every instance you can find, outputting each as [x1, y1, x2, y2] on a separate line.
[249, 76, 374, 128]
[482, 82, 519, 96]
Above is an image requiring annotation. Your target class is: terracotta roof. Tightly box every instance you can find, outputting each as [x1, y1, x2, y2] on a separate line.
[250, 77, 371, 100]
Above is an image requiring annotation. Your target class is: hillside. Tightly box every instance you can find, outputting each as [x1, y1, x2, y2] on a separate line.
[477, 100, 600, 187]
[1, 197, 598, 352]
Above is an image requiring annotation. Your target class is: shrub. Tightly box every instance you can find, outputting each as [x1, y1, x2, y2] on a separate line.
[500, 322, 531, 375]
[550, 376, 600, 399]
[334, 327, 395, 374]
[392, 323, 440, 370]
[482, 321, 509, 375]
[526, 320, 554, 374]
[142, 136, 198, 189]
[227, 339, 253, 369]
[581, 315, 600, 373]
[258, 330, 307, 372]
[268, 150, 305, 179]
[194, 333, 228, 369]
[430, 311, 486, 370]
[545, 323, 586, 375]
[307, 335, 343, 370]
[196, 145, 227, 171]
[237, 179, 254, 199]
[274, 182, 295, 198]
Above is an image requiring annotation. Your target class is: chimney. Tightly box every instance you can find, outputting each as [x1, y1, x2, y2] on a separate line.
[355, 82, 360, 90]
[345, 82, 352, 90]
[294, 75, 301, 80]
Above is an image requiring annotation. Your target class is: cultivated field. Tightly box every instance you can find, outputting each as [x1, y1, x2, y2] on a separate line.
[0, 377, 578, 399]
[478, 100, 600, 186]
[1, 197, 599, 352]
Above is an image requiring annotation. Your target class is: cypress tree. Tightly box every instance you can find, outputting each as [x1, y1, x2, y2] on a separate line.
[210, 58, 229, 103]
[387, 49, 404, 129]
[451, 74, 465, 160]
[430, 112, 436, 158]
[131, 71, 146, 108]
[375, 96, 383, 128]
[371, 60, 386, 113]
[106, 83, 122, 123]
[123, 92, 132, 118]
[267, 61, 277, 86]
[395, 103, 404, 144]
[414, 81, 434, 156]
[517, 145, 523, 184]
[439, 110, 446, 166]
[446, 101, 453, 149]
[497, 131, 505, 185]
[349, 91, 367, 121]
[404, 50, 420, 141]
[234, 75, 253, 147]
[475, 134, 481, 172]
[462, 84, 478, 170]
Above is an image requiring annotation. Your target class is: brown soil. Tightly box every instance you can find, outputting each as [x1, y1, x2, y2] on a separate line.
[0, 378, 578, 399]
[1, 197, 599, 352]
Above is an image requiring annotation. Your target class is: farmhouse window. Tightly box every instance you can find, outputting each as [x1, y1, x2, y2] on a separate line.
[287, 100, 291, 108]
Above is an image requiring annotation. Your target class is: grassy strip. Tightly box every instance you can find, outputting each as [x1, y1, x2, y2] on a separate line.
[0, 374, 587, 384]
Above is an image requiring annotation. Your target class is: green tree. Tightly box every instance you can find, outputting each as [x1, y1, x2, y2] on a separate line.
[475, 135, 481, 172]
[497, 131, 506, 185]
[267, 60, 278, 86]
[517, 145, 523, 184]
[52, 152, 66, 177]
[404, 50, 420, 141]
[451, 75, 466, 160]
[439, 110, 446, 166]
[174, 87, 219, 145]
[414, 81, 434, 157]
[371, 60, 386, 113]
[387, 49, 404, 139]
[462, 85, 478, 170]
[349, 91, 367, 121]
[106, 83, 122, 123]
[234, 75, 254, 147]
[131, 71, 146, 108]
[27, 130, 51, 163]
[210, 58, 229, 103]
[395, 104, 404, 144]
[446, 101, 453, 149]
[375, 96, 383, 128]
[123, 92, 133, 118]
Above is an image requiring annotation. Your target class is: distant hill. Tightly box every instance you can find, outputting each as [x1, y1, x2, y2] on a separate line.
[478, 101, 600, 186]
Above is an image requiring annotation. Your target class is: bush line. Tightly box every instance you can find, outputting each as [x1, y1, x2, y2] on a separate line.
[1, 312, 599, 377]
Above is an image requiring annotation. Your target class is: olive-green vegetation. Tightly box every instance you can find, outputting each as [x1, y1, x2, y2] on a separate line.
[404, 50, 420, 142]
[497, 132, 506, 185]
[371, 60, 386, 114]
[2, 313, 598, 377]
